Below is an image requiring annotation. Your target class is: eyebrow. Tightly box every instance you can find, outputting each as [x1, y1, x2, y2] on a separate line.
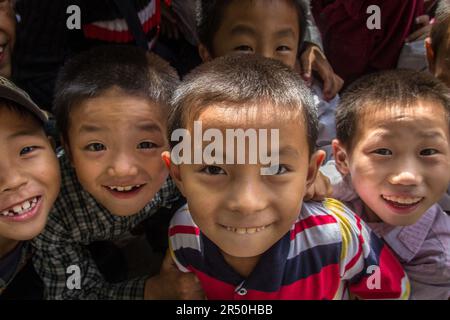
[79, 122, 163, 134]
[230, 24, 256, 36]
[136, 122, 163, 134]
[278, 146, 300, 157]
[8, 128, 44, 140]
[417, 131, 447, 140]
[369, 130, 447, 141]
[274, 28, 297, 39]
[78, 124, 105, 134]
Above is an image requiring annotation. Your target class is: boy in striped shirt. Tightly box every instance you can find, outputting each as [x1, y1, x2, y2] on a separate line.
[163, 54, 409, 300]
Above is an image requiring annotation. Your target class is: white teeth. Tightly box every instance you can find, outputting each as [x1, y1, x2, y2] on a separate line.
[108, 185, 141, 192]
[0, 46, 4, 54]
[246, 228, 257, 234]
[382, 195, 423, 205]
[224, 225, 268, 234]
[0, 197, 39, 217]
[22, 201, 31, 210]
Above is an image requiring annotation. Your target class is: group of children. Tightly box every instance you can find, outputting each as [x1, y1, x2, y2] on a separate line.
[0, 0, 449, 300]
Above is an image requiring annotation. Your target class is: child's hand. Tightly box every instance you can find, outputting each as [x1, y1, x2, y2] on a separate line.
[144, 250, 205, 300]
[299, 43, 344, 101]
[304, 170, 333, 201]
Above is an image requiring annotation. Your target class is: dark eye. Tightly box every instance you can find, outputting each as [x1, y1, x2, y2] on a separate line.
[85, 143, 106, 152]
[276, 165, 288, 175]
[277, 45, 291, 52]
[234, 45, 253, 52]
[137, 141, 156, 149]
[373, 148, 392, 156]
[202, 166, 226, 175]
[420, 148, 438, 156]
[20, 146, 38, 156]
[261, 164, 290, 176]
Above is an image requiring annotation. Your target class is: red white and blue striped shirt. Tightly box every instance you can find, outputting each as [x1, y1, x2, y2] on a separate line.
[169, 198, 410, 300]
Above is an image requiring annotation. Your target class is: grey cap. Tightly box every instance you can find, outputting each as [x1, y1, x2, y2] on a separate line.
[0, 76, 48, 123]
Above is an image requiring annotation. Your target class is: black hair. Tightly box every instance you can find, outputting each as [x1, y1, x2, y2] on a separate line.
[196, 0, 308, 56]
[53, 45, 179, 143]
[169, 53, 318, 156]
[336, 69, 450, 149]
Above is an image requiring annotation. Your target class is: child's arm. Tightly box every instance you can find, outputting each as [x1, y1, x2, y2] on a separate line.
[324, 199, 410, 299]
[32, 230, 147, 300]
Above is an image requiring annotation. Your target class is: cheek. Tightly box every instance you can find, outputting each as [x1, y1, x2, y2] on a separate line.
[31, 154, 60, 186]
[71, 154, 102, 186]
[0, 12, 15, 39]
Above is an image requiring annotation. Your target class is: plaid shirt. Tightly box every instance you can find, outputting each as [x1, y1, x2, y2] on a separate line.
[31, 153, 180, 300]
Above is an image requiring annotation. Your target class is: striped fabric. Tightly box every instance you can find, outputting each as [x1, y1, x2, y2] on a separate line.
[169, 198, 410, 300]
[81, 0, 162, 49]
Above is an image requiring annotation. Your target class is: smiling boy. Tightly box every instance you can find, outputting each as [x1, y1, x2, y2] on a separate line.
[165, 54, 409, 300]
[31, 46, 203, 300]
[0, 76, 60, 297]
[330, 69, 450, 299]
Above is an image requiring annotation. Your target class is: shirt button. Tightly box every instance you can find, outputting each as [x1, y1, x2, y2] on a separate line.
[237, 288, 247, 296]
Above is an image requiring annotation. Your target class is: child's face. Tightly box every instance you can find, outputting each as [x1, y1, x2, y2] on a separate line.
[334, 101, 450, 226]
[65, 88, 169, 217]
[170, 105, 323, 261]
[203, 0, 300, 68]
[0, 0, 15, 78]
[0, 107, 60, 241]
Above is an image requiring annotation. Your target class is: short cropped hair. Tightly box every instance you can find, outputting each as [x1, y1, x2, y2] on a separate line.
[53, 45, 179, 143]
[196, 0, 308, 56]
[168, 53, 318, 156]
[336, 69, 450, 149]
[431, 0, 450, 58]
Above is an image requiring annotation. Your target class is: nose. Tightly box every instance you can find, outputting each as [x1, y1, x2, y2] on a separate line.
[0, 165, 28, 193]
[259, 45, 275, 60]
[227, 178, 268, 216]
[107, 152, 138, 177]
[388, 165, 423, 186]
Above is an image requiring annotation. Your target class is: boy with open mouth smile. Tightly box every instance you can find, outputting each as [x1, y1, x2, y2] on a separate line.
[0, 76, 60, 297]
[31, 46, 204, 300]
[328, 69, 450, 299]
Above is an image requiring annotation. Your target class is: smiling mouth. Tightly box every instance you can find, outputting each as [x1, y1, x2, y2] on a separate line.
[381, 195, 424, 208]
[0, 196, 41, 217]
[220, 224, 272, 234]
[103, 184, 146, 195]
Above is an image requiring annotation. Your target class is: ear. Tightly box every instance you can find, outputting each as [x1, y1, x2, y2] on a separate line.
[161, 151, 186, 196]
[305, 149, 326, 189]
[198, 43, 213, 62]
[332, 139, 350, 176]
[425, 37, 436, 74]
